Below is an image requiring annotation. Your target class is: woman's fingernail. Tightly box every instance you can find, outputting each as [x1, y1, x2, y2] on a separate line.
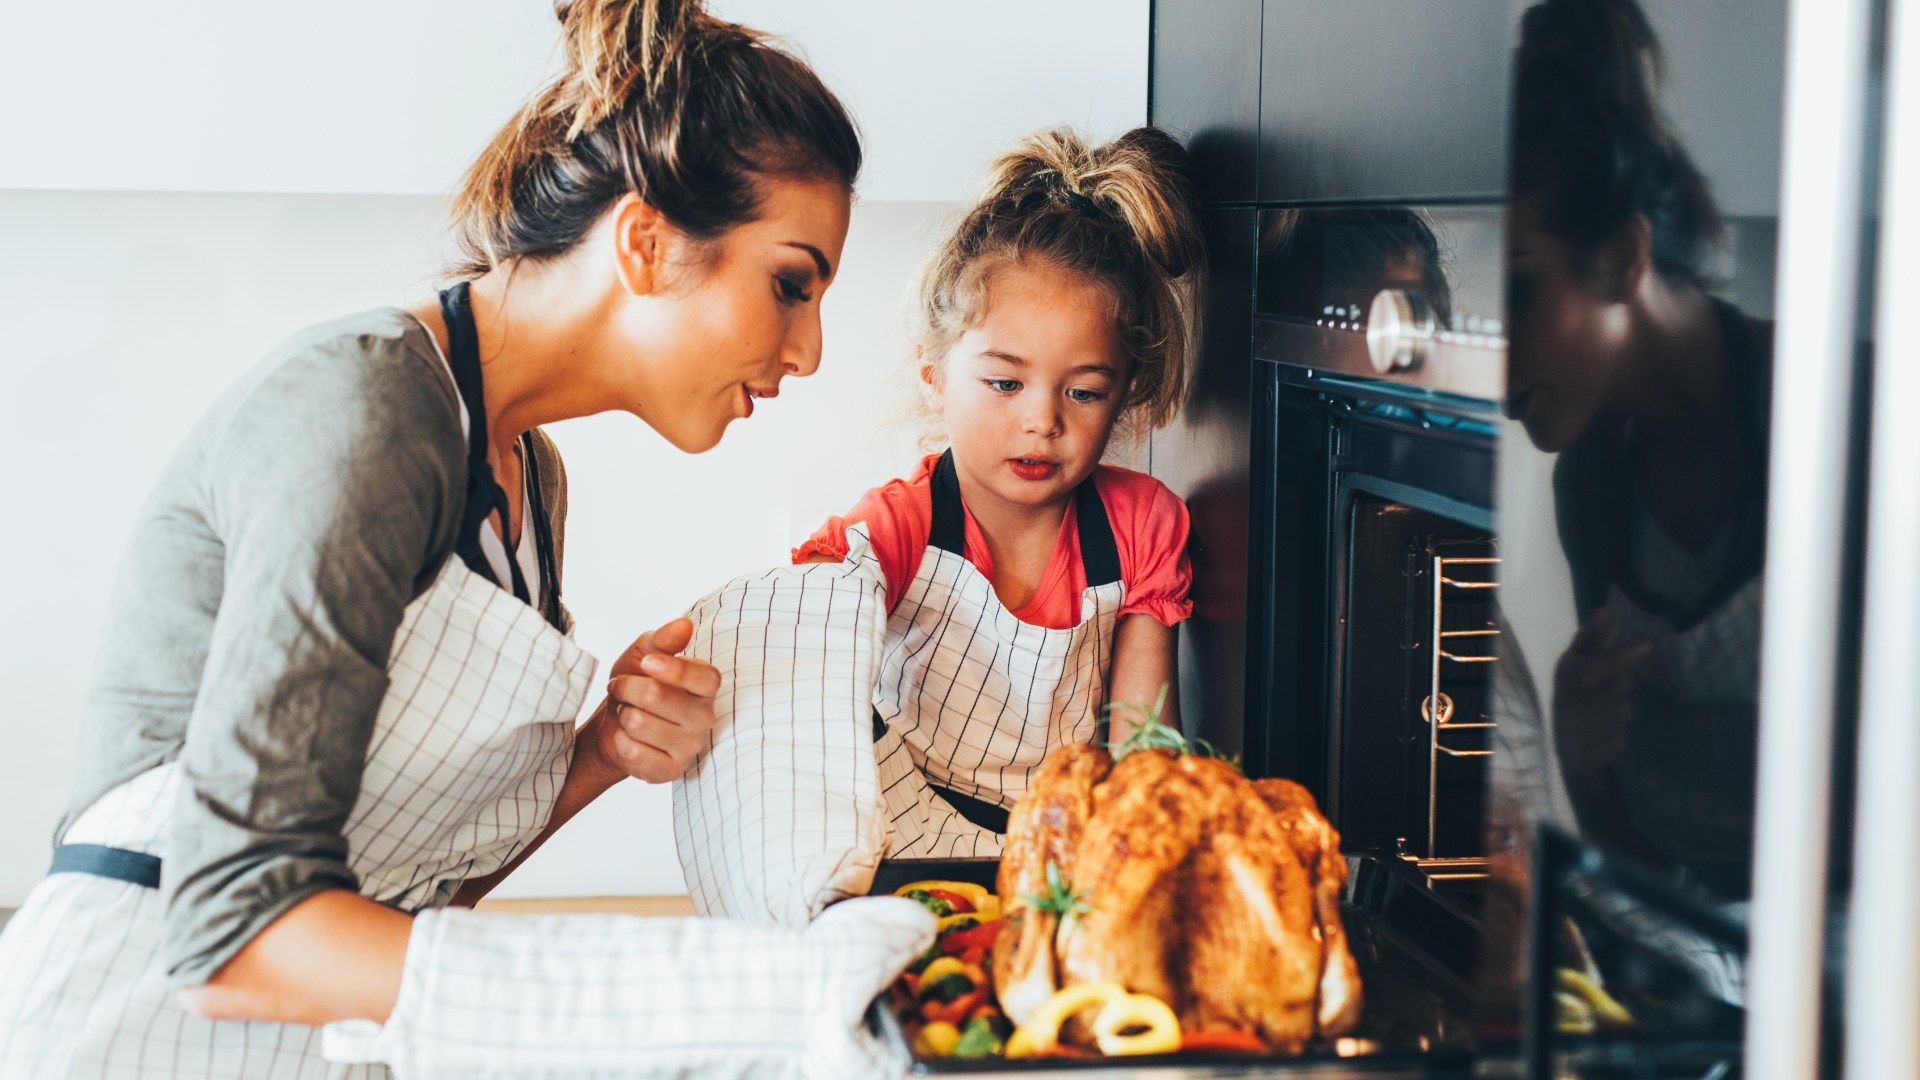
[640, 654, 668, 675]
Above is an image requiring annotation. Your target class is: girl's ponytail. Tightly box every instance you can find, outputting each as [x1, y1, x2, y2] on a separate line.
[916, 127, 1205, 437]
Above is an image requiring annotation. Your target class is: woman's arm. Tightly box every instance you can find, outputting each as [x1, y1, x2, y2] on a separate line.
[1105, 613, 1180, 746]
[452, 618, 724, 904]
[178, 890, 411, 1026]
[186, 618, 726, 1023]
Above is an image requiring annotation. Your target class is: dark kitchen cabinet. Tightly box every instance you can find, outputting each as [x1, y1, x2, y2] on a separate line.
[1148, 0, 1262, 203]
[1258, 0, 1514, 203]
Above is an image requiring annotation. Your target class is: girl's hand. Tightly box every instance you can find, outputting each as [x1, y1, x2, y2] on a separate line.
[595, 617, 724, 784]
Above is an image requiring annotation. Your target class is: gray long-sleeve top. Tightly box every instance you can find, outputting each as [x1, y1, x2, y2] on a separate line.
[57, 308, 569, 988]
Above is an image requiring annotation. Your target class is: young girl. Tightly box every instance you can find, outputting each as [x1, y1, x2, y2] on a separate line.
[797, 127, 1205, 854]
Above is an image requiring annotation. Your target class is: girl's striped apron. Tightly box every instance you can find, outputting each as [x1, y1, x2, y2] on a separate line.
[871, 450, 1126, 858]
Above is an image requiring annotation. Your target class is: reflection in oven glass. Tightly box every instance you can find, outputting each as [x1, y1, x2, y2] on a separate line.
[1489, 0, 1779, 1073]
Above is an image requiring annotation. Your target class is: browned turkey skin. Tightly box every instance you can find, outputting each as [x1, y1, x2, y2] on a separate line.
[993, 747, 1363, 1052]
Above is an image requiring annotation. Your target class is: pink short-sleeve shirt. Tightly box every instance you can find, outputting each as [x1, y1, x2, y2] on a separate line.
[794, 453, 1193, 631]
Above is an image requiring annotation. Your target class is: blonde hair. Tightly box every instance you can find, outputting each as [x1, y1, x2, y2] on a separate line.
[448, 0, 861, 278]
[910, 127, 1205, 447]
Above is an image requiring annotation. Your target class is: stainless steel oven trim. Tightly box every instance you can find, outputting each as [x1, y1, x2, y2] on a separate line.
[1844, 1, 1920, 1075]
[1747, 0, 1878, 1075]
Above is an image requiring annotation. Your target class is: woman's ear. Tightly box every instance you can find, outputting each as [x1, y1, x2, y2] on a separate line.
[611, 192, 669, 297]
[1597, 213, 1654, 304]
[917, 345, 946, 413]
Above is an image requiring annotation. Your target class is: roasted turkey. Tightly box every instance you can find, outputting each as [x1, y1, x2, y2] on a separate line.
[992, 745, 1362, 1052]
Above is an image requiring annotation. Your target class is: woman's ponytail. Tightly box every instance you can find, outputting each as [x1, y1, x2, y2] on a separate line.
[449, 0, 861, 278]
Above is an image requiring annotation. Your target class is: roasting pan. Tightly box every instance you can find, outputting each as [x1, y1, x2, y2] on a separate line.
[865, 857, 1483, 1076]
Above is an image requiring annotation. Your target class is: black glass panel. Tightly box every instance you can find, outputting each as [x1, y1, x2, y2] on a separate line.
[1487, 0, 1787, 1073]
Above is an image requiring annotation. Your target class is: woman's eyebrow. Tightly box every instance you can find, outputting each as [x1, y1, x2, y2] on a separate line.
[782, 242, 833, 281]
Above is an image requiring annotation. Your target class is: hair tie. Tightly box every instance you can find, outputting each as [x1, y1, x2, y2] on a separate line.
[1063, 189, 1099, 217]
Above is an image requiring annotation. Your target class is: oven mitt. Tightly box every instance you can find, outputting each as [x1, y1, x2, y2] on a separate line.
[320, 895, 935, 1079]
[671, 528, 894, 925]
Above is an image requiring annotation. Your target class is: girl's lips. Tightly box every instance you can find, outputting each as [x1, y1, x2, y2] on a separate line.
[740, 385, 754, 418]
[1009, 458, 1059, 481]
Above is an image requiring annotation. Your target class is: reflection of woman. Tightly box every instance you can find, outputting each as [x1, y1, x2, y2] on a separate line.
[0, 2, 931, 1077]
[1258, 207, 1453, 325]
[1507, 0, 1771, 899]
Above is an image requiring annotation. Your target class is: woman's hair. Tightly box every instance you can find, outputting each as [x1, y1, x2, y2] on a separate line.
[448, 0, 862, 277]
[912, 127, 1205, 444]
[1512, 0, 1722, 286]
[1258, 208, 1455, 327]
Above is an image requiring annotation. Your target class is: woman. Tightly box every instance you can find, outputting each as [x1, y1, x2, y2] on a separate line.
[0, 1, 931, 1076]
[1505, 0, 1770, 902]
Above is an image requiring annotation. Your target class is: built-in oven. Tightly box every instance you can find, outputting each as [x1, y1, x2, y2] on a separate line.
[1238, 204, 1510, 1045]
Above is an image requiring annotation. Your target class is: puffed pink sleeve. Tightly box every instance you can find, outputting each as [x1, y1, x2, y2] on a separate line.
[791, 477, 932, 613]
[1106, 470, 1194, 626]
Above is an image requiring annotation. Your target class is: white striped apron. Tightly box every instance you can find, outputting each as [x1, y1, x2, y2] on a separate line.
[872, 450, 1126, 858]
[0, 556, 597, 1079]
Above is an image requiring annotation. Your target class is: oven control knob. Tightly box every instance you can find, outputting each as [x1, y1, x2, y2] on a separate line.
[1366, 288, 1435, 374]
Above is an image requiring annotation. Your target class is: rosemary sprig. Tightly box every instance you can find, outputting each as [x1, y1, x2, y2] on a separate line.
[1021, 859, 1093, 924]
[1099, 684, 1240, 767]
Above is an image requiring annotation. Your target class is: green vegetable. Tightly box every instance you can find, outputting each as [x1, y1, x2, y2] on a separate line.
[906, 942, 943, 975]
[1100, 684, 1240, 767]
[904, 888, 957, 917]
[953, 1016, 1006, 1058]
[1021, 860, 1093, 925]
[919, 973, 976, 1004]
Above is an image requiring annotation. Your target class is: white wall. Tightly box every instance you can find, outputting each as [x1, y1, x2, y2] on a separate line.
[0, 0, 1148, 204]
[0, 3, 1150, 905]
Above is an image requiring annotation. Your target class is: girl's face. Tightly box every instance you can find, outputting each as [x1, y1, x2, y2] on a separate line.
[926, 259, 1129, 519]
[604, 175, 853, 453]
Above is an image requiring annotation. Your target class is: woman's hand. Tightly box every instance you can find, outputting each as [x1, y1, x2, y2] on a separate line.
[593, 617, 725, 784]
[1552, 608, 1650, 779]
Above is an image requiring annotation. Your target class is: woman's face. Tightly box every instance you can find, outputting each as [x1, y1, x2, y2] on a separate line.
[607, 175, 853, 453]
[1505, 199, 1634, 453]
[927, 259, 1129, 519]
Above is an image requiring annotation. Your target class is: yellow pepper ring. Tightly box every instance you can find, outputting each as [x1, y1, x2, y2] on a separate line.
[893, 880, 992, 908]
[918, 956, 970, 989]
[1005, 983, 1126, 1058]
[1091, 992, 1182, 1056]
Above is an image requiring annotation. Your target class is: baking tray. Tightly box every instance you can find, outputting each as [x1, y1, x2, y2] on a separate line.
[867, 857, 1481, 1076]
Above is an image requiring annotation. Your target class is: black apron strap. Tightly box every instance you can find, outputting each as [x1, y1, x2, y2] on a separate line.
[49, 843, 161, 889]
[871, 711, 1011, 835]
[926, 449, 1123, 589]
[1074, 475, 1122, 589]
[927, 449, 967, 555]
[439, 283, 564, 629]
[926, 784, 1011, 835]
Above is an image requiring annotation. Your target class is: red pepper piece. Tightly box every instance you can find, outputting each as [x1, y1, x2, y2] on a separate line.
[940, 919, 1005, 954]
[924, 889, 976, 913]
[1179, 1029, 1269, 1053]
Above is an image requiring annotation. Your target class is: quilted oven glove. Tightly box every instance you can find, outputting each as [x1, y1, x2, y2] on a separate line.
[321, 895, 935, 1079]
[672, 528, 895, 926]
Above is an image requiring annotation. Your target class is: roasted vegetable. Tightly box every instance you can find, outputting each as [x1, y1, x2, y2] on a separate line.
[953, 1015, 1009, 1058]
[914, 1021, 961, 1057]
[894, 880, 992, 909]
[1091, 991, 1181, 1056]
[919, 973, 976, 1004]
[1179, 1029, 1268, 1053]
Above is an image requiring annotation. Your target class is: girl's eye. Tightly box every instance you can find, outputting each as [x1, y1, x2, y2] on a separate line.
[1067, 388, 1108, 404]
[776, 276, 813, 305]
[985, 378, 1021, 393]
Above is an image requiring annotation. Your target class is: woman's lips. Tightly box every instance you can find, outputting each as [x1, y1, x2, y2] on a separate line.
[1009, 458, 1059, 481]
